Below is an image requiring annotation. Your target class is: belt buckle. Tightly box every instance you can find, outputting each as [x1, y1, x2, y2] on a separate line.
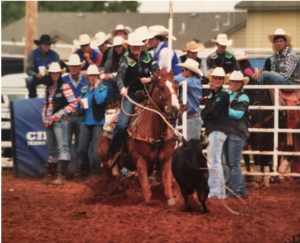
[135, 90, 145, 99]
[72, 110, 79, 117]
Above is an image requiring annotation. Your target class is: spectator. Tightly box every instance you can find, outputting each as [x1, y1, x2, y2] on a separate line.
[73, 34, 102, 71]
[62, 54, 88, 182]
[78, 65, 108, 178]
[94, 32, 112, 69]
[108, 33, 160, 176]
[179, 41, 204, 68]
[201, 67, 230, 198]
[223, 70, 250, 198]
[233, 50, 254, 77]
[256, 29, 300, 89]
[39, 62, 77, 185]
[110, 24, 132, 40]
[26, 35, 59, 98]
[174, 58, 203, 141]
[148, 25, 181, 75]
[206, 34, 240, 74]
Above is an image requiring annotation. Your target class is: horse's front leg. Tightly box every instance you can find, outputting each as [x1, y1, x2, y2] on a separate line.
[136, 156, 152, 202]
[160, 158, 175, 206]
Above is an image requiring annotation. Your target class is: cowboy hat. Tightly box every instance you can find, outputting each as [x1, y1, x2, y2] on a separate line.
[94, 32, 111, 46]
[211, 34, 233, 46]
[268, 28, 292, 45]
[64, 54, 85, 68]
[181, 41, 205, 52]
[85, 64, 100, 76]
[227, 70, 249, 86]
[233, 50, 249, 61]
[73, 34, 91, 46]
[45, 62, 65, 75]
[110, 24, 132, 37]
[147, 25, 177, 40]
[134, 26, 152, 41]
[123, 33, 145, 46]
[34, 35, 56, 46]
[107, 36, 124, 47]
[177, 58, 203, 76]
[207, 67, 230, 84]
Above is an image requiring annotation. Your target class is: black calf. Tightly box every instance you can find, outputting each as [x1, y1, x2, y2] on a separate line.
[171, 138, 209, 213]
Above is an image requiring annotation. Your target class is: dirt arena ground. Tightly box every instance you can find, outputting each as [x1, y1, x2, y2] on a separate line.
[2, 170, 300, 243]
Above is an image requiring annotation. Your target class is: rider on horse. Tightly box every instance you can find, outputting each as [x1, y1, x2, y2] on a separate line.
[108, 32, 160, 176]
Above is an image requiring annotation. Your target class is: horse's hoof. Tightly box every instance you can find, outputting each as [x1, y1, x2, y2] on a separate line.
[167, 198, 175, 206]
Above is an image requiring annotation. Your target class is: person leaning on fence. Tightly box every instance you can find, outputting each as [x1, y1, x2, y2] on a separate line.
[100, 36, 127, 106]
[25, 35, 60, 98]
[108, 32, 160, 176]
[94, 32, 112, 69]
[73, 34, 102, 71]
[62, 54, 89, 182]
[223, 70, 250, 198]
[39, 62, 78, 185]
[206, 34, 240, 74]
[201, 67, 230, 199]
[77, 65, 108, 179]
[174, 58, 204, 141]
[179, 40, 204, 68]
[256, 28, 300, 90]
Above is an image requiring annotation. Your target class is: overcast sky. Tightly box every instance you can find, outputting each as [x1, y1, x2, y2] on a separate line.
[137, 1, 242, 13]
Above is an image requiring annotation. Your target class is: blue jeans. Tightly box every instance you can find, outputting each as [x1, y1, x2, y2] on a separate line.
[78, 124, 103, 176]
[207, 131, 227, 198]
[187, 115, 203, 141]
[223, 133, 247, 197]
[109, 94, 144, 158]
[68, 115, 84, 177]
[25, 75, 48, 98]
[257, 71, 296, 92]
[46, 118, 70, 162]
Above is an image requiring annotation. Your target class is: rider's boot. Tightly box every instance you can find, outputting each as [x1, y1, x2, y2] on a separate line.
[52, 160, 69, 185]
[38, 163, 57, 185]
[263, 166, 270, 188]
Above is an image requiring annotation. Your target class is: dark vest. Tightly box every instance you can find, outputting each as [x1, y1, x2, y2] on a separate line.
[46, 84, 69, 115]
[210, 51, 235, 74]
[32, 48, 57, 73]
[123, 51, 152, 94]
[76, 49, 100, 71]
[81, 84, 106, 122]
[154, 42, 181, 75]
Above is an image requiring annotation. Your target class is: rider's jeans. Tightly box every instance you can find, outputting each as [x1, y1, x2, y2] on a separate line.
[207, 131, 227, 198]
[257, 71, 296, 92]
[186, 115, 203, 141]
[109, 94, 144, 158]
[223, 133, 247, 197]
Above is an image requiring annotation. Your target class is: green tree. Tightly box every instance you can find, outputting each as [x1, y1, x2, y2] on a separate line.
[2, 1, 139, 28]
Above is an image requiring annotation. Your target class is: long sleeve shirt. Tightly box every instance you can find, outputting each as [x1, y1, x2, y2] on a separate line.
[42, 83, 77, 124]
[153, 42, 174, 70]
[173, 75, 203, 116]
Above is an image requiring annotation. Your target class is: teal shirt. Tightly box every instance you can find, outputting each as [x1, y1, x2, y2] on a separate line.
[229, 90, 249, 120]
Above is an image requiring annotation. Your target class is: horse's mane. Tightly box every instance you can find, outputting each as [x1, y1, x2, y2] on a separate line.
[153, 67, 174, 84]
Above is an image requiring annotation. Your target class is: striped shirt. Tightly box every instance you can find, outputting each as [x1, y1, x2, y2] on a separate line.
[42, 83, 77, 124]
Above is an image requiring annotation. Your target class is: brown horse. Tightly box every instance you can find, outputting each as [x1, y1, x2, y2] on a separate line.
[98, 68, 180, 205]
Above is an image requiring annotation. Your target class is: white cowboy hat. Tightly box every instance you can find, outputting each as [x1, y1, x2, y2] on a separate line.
[211, 34, 233, 46]
[45, 62, 65, 75]
[177, 58, 203, 76]
[64, 54, 85, 68]
[123, 33, 145, 46]
[233, 50, 249, 61]
[207, 67, 230, 84]
[268, 28, 292, 45]
[107, 36, 124, 47]
[134, 26, 151, 41]
[86, 64, 100, 76]
[94, 32, 111, 46]
[110, 24, 132, 37]
[181, 41, 205, 52]
[73, 34, 91, 46]
[228, 70, 249, 86]
[148, 25, 169, 38]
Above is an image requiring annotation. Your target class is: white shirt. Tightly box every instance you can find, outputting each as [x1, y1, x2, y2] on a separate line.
[154, 42, 174, 70]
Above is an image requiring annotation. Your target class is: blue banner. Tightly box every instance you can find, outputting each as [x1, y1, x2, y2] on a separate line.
[11, 98, 77, 177]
